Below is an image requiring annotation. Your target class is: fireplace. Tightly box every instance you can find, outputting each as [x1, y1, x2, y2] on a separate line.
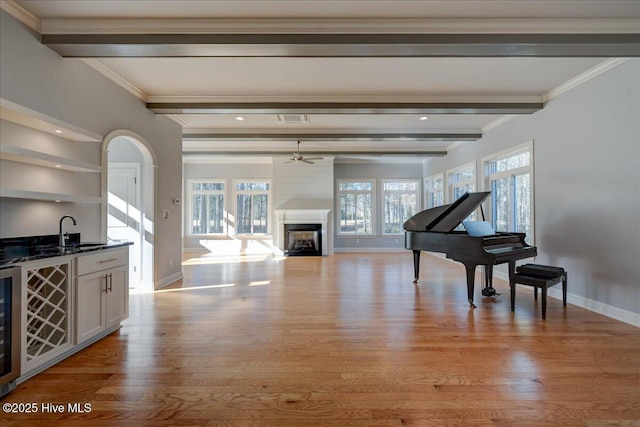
[275, 209, 331, 256]
[285, 224, 322, 256]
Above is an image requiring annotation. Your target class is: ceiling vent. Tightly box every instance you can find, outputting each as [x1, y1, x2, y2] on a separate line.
[276, 114, 310, 124]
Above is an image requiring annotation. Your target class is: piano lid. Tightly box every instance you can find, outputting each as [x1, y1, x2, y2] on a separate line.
[403, 191, 491, 232]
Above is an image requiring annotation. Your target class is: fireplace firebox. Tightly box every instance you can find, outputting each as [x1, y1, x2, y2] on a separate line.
[284, 224, 322, 256]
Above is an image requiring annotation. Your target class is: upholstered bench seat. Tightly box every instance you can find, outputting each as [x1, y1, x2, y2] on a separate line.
[511, 264, 567, 320]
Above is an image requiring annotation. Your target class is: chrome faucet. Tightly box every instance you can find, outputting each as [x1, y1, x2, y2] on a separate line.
[59, 215, 77, 247]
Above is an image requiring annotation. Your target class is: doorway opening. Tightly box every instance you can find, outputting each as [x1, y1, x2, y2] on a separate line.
[103, 131, 156, 293]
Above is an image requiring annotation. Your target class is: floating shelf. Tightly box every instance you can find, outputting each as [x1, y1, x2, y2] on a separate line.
[0, 189, 102, 204]
[0, 144, 101, 173]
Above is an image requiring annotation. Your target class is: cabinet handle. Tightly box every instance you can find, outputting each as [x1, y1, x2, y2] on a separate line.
[99, 258, 118, 264]
[108, 273, 113, 292]
[104, 274, 109, 294]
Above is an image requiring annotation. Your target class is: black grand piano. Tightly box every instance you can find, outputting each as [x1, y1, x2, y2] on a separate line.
[404, 191, 537, 307]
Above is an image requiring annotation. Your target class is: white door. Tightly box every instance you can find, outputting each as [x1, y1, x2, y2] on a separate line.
[107, 164, 141, 290]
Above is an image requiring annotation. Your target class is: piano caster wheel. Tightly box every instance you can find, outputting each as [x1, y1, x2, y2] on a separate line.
[468, 300, 477, 308]
[482, 286, 499, 297]
[413, 279, 419, 284]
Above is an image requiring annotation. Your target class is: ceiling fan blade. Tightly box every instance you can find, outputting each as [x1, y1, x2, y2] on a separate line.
[301, 159, 315, 164]
[303, 156, 323, 161]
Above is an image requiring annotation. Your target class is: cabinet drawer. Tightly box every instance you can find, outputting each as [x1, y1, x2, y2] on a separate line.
[77, 247, 128, 276]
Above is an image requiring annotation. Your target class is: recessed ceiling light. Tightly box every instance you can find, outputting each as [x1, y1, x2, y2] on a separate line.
[55, 129, 63, 133]
[54, 164, 62, 168]
[235, 116, 245, 121]
[55, 200, 61, 203]
[419, 116, 428, 121]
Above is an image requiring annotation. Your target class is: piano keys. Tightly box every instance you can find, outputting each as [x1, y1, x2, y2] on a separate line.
[404, 191, 537, 308]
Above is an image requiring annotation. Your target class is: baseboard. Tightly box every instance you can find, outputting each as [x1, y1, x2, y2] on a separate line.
[333, 247, 406, 253]
[182, 247, 208, 253]
[490, 267, 640, 327]
[546, 287, 640, 327]
[155, 271, 183, 290]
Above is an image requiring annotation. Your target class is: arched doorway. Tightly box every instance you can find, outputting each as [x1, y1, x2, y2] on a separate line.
[102, 130, 156, 293]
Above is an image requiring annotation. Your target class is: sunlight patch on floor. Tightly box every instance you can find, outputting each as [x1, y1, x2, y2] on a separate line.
[154, 283, 236, 293]
[248, 280, 271, 286]
[181, 252, 273, 265]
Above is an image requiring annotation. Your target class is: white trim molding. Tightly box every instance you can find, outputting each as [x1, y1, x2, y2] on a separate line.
[275, 209, 331, 256]
[81, 59, 149, 102]
[0, 0, 40, 32]
[155, 271, 184, 290]
[543, 58, 630, 102]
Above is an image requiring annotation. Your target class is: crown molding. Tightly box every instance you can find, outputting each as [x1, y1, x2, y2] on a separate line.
[39, 18, 640, 35]
[543, 58, 630, 102]
[481, 114, 518, 133]
[0, 0, 40, 32]
[80, 59, 148, 102]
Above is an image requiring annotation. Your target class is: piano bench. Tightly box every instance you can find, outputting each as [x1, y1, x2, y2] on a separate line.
[511, 264, 567, 320]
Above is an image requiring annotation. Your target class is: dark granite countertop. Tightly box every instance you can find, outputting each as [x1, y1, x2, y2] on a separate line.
[0, 233, 133, 266]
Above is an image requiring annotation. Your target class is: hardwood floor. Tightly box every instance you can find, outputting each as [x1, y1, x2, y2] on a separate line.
[3, 252, 639, 426]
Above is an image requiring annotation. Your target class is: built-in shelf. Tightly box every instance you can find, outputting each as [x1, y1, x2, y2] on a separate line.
[0, 189, 102, 204]
[0, 144, 101, 172]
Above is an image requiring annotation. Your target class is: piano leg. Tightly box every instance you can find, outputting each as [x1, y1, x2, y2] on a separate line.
[481, 265, 499, 297]
[412, 250, 421, 283]
[463, 264, 477, 308]
[508, 260, 516, 312]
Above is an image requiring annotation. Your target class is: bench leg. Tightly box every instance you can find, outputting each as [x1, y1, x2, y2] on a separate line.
[509, 261, 516, 312]
[534, 287, 538, 301]
[562, 273, 568, 307]
[541, 286, 547, 320]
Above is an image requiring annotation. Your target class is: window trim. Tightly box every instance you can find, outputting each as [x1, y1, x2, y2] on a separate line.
[232, 179, 272, 235]
[425, 173, 444, 210]
[187, 179, 227, 236]
[481, 141, 535, 242]
[381, 179, 421, 236]
[336, 179, 376, 237]
[446, 161, 477, 204]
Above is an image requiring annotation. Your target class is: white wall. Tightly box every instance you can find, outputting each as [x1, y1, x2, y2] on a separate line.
[335, 162, 424, 251]
[424, 59, 640, 320]
[272, 157, 334, 210]
[0, 120, 103, 241]
[0, 10, 183, 287]
[182, 161, 273, 253]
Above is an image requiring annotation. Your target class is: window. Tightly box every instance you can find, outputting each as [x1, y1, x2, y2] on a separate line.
[483, 143, 533, 241]
[337, 180, 375, 235]
[447, 162, 477, 227]
[448, 162, 476, 202]
[234, 181, 270, 234]
[425, 174, 444, 208]
[382, 180, 420, 235]
[189, 180, 226, 235]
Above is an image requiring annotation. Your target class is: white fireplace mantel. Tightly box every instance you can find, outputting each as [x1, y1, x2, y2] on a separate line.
[275, 209, 331, 256]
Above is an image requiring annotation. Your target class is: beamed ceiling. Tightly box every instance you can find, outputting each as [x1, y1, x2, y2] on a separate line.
[2, 0, 639, 162]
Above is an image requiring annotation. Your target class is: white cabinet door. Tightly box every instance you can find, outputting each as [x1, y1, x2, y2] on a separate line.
[76, 270, 107, 343]
[76, 248, 130, 345]
[105, 265, 129, 328]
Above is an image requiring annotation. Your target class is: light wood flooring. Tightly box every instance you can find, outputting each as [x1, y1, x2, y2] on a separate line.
[3, 252, 639, 426]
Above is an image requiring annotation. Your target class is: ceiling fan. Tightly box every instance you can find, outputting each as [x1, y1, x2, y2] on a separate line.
[286, 141, 323, 164]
